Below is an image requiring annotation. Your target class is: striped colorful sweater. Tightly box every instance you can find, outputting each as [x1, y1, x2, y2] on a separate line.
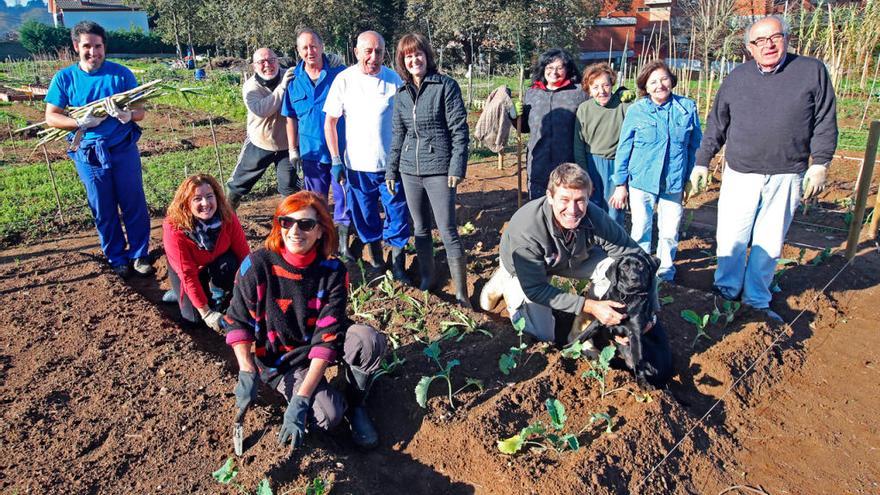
[224, 247, 348, 381]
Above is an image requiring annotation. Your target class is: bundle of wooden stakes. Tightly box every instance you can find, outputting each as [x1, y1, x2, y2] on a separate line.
[15, 79, 165, 148]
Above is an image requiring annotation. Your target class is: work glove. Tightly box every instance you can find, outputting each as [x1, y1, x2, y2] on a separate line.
[277, 394, 310, 450]
[75, 107, 106, 129]
[102, 98, 132, 124]
[802, 164, 827, 200]
[385, 178, 397, 195]
[201, 310, 224, 332]
[289, 147, 303, 179]
[280, 67, 296, 88]
[686, 166, 709, 199]
[327, 53, 345, 68]
[448, 176, 461, 188]
[619, 89, 637, 103]
[508, 99, 523, 119]
[331, 156, 345, 185]
[234, 370, 260, 411]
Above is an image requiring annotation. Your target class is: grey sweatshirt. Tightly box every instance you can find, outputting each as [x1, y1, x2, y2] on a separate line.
[499, 197, 642, 314]
[695, 53, 837, 174]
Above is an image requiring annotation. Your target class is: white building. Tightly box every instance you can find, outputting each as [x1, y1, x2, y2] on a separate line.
[48, 0, 150, 33]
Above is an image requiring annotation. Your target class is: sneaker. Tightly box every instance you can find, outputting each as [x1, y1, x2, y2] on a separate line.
[161, 289, 178, 304]
[479, 267, 505, 312]
[112, 263, 132, 278]
[132, 257, 155, 276]
[348, 406, 379, 450]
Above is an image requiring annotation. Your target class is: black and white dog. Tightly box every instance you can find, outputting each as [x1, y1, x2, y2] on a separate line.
[574, 253, 672, 388]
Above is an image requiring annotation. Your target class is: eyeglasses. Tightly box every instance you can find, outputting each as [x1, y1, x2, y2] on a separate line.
[254, 58, 278, 65]
[749, 33, 785, 48]
[278, 216, 318, 231]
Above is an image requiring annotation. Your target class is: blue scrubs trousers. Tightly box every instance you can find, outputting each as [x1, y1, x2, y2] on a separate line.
[345, 169, 410, 248]
[70, 129, 151, 267]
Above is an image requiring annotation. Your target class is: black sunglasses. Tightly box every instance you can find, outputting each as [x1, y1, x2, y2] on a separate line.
[278, 216, 318, 231]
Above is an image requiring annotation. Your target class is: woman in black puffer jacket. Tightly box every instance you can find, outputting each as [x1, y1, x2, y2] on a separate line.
[386, 32, 471, 307]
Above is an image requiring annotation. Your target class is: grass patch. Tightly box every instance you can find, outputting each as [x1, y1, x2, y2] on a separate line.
[0, 143, 280, 244]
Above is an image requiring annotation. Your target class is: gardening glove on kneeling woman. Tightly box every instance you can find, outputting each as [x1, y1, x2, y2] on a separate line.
[278, 394, 311, 450]
[234, 370, 260, 411]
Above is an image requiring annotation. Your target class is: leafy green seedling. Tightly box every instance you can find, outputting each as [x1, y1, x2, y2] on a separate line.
[811, 247, 832, 266]
[583, 345, 625, 398]
[348, 284, 375, 321]
[561, 339, 586, 360]
[415, 340, 483, 409]
[589, 412, 615, 435]
[458, 221, 476, 235]
[305, 477, 326, 495]
[499, 315, 528, 375]
[377, 271, 405, 300]
[659, 295, 674, 305]
[711, 300, 741, 327]
[681, 309, 711, 346]
[680, 210, 695, 236]
[212, 457, 272, 495]
[441, 307, 493, 341]
[497, 399, 616, 455]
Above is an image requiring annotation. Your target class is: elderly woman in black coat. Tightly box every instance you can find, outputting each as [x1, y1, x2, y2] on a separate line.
[514, 48, 587, 199]
[386, 33, 471, 307]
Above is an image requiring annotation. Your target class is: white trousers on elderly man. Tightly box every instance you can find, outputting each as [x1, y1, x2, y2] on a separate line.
[492, 249, 615, 342]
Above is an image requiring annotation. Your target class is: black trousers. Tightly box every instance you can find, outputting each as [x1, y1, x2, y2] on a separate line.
[168, 250, 238, 323]
[227, 139, 300, 198]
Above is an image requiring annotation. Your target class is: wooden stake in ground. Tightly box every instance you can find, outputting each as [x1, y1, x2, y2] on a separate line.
[6, 116, 16, 152]
[42, 144, 65, 224]
[845, 120, 880, 258]
[516, 66, 525, 208]
[207, 115, 224, 182]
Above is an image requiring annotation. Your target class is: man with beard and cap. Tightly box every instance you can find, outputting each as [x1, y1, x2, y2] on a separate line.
[225, 47, 298, 209]
[282, 29, 352, 260]
[44, 20, 154, 279]
[323, 31, 411, 283]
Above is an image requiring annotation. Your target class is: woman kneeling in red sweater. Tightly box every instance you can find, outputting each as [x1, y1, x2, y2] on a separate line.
[163, 174, 250, 331]
[225, 191, 387, 451]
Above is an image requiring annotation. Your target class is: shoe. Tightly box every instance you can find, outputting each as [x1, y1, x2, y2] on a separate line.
[751, 305, 784, 323]
[112, 263, 131, 278]
[336, 224, 352, 261]
[414, 236, 435, 291]
[132, 257, 155, 276]
[224, 185, 242, 210]
[448, 256, 472, 308]
[391, 246, 413, 286]
[161, 289, 178, 304]
[712, 285, 739, 301]
[347, 406, 379, 450]
[479, 267, 505, 312]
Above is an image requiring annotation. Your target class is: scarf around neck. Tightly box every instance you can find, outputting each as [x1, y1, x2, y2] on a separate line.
[255, 71, 281, 91]
[187, 212, 223, 251]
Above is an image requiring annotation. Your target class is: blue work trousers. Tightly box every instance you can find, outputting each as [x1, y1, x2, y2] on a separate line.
[301, 159, 351, 226]
[346, 169, 410, 248]
[71, 133, 150, 267]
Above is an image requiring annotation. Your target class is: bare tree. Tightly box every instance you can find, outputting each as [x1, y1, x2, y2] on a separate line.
[675, 0, 741, 69]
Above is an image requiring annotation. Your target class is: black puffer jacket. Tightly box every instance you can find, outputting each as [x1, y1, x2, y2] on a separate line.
[520, 83, 587, 187]
[387, 72, 469, 179]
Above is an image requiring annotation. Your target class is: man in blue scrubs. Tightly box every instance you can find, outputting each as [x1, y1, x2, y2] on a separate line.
[44, 21, 154, 278]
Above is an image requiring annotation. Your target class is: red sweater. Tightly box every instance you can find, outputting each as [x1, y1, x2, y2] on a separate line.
[162, 214, 250, 309]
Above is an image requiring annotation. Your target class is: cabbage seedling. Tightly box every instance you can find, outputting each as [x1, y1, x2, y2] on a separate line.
[711, 300, 741, 327]
[212, 457, 272, 495]
[681, 309, 711, 346]
[497, 399, 616, 455]
[441, 307, 493, 341]
[499, 315, 527, 375]
[583, 345, 625, 398]
[416, 340, 483, 409]
[589, 412, 615, 435]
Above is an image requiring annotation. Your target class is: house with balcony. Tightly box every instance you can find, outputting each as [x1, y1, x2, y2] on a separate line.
[47, 0, 149, 33]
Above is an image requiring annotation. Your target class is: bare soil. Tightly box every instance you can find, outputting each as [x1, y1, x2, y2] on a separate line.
[1, 156, 878, 494]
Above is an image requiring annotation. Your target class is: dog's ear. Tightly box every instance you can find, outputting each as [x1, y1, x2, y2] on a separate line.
[606, 257, 621, 288]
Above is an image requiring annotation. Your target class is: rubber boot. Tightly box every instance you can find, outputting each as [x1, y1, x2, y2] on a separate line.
[414, 236, 435, 291]
[345, 367, 379, 450]
[336, 224, 351, 262]
[367, 241, 385, 270]
[391, 246, 413, 286]
[224, 185, 242, 211]
[447, 257, 472, 308]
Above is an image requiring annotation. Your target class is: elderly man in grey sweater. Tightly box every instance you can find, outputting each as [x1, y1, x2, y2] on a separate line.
[225, 48, 298, 208]
[691, 15, 837, 322]
[480, 163, 649, 343]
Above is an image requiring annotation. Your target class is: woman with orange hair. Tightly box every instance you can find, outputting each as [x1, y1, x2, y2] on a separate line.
[224, 191, 387, 452]
[162, 174, 250, 331]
